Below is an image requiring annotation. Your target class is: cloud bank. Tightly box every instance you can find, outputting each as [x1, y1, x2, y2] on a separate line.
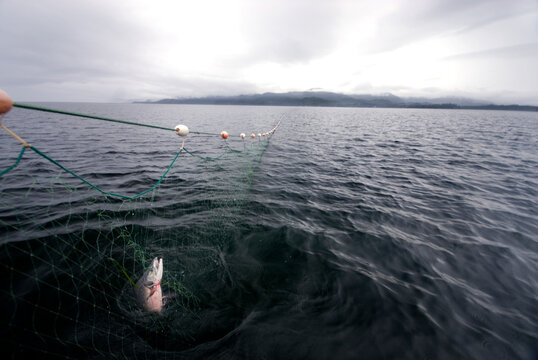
[0, 0, 537, 104]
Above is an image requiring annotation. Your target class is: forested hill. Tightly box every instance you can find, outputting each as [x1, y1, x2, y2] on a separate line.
[138, 91, 538, 111]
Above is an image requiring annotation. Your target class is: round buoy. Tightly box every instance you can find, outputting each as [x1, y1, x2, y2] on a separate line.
[258, 133, 261, 137]
[174, 124, 189, 137]
[250, 133, 255, 138]
[240, 133, 246, 139]
[0, 89, 13, 115]
[221, 131, 229, 139]
[262, 133, 266, 137]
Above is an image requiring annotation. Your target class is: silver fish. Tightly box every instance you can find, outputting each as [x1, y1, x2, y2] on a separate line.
[135, 257, 163, 313]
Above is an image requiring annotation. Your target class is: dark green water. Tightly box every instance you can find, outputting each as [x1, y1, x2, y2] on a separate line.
[1, 104, 537, 359]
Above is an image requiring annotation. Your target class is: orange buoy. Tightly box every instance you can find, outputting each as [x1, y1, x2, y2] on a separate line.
[220, 131, 229, 139]
[0, 89, 13, 115]
[250, 133, 255, 138]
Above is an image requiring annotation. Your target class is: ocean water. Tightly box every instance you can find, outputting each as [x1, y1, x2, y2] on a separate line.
[0, 104, 537, 359]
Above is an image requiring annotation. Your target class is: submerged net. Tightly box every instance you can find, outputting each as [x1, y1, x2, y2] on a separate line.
[0, 104, 281, 358]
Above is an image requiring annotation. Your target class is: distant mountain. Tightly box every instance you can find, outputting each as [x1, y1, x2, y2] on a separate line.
[138, 91, 537, 111]
[403, 96, 489, 107]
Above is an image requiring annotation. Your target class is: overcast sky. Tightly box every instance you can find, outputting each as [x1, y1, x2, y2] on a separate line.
[1, 0, 537, 104]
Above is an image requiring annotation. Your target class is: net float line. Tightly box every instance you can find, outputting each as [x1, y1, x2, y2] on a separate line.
[0, 130, 277, 199]
[12, 101, 283, 140]
[0, 89, 282, 199]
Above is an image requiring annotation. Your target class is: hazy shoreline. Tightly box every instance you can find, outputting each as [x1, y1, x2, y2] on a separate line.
[137, 91, 538, 112]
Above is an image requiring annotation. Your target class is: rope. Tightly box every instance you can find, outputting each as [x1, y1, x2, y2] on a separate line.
[0, 141, 271, 198]
[12, 103, 219, 136]
[0, 123, 31, 147]
[0, 146, 26, 177]
[28, 145, 184, 200]
[107, 257, 139, 289]
[183, 147, 229, 161]
[224, 142, 243, 154]
[1, 108, 281, 198]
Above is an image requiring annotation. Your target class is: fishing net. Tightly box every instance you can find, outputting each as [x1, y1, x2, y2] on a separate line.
[0, 104, 281, 358]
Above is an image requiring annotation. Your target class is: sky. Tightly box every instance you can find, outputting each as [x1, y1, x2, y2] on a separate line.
[0, 0, 537, 104]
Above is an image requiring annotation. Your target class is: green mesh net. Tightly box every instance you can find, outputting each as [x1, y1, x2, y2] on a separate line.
[0, 107, 280, 357]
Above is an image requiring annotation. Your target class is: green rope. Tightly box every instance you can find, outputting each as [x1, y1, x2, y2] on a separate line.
[0, 146, 27, 177]
[0, 113, 281, 197]
[28, 145, 183, 200]
[107, 257, 139, 289]
[225, 142, 243, 154]
[1, 140, 272, 196]
[12, 103, 219, 136]
[182, 136, 271, 160]
[190, 130, 220, 136]
[183, 147, 229, 161]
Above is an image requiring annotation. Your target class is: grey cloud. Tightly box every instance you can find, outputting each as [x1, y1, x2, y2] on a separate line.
[449, 7, 538, 36]
[1, 0, 537, 103]
[0, 1, 264, 101]
[238, 0, 342, 63]
[363, 0, 536, 53]
[0, 1, 155, 88]
[130, 73, 260, 100]
[442, 42, 538, 61]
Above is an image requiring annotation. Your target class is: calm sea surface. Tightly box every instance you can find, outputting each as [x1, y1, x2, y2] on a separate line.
[0, 104, 537, 359]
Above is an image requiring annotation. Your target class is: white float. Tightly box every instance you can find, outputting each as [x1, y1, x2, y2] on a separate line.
[174, 124, 189, 137]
